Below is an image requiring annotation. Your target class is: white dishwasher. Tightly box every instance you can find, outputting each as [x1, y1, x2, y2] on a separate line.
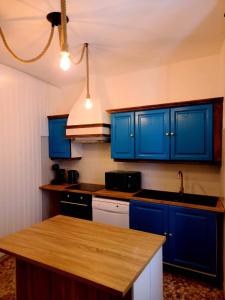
[92, 197, 129, 228]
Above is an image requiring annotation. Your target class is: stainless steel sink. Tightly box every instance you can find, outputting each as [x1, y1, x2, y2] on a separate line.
[133, 189, 218, 207]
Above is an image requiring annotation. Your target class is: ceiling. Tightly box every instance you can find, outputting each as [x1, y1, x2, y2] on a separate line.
[0, 0, 224, 87]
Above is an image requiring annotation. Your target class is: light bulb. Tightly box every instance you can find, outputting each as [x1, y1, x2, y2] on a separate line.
[60, 51, 71, 71]
[84, 98, 93, 110]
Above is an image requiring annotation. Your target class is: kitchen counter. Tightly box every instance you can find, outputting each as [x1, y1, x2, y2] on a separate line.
[0, 215, 165, 300]
[40, 184, 225, 213]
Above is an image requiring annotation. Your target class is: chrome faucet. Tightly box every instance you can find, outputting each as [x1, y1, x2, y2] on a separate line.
[177, 170, 184, 194]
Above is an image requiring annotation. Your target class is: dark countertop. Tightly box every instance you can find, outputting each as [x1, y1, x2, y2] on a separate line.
[40, 184, 225, 213]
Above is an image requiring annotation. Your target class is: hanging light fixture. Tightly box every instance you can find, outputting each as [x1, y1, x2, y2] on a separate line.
[84, 43, 93, 110]
[58, 0, 71, 71]
[0, 0, 71, 71]
[0, 1, 94, 108]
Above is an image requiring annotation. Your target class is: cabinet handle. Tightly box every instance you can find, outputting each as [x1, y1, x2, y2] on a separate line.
[130, 133, 134, 137]
[165, 132, 169, 136]
[170, 132, 174, 136]
[163, 232, 168, 236]
[80, 196, 83, 200]
[67, 194, 70, 198]
[168, 233, 173, 237]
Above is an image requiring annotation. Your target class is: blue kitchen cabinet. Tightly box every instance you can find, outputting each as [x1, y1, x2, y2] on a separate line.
[169, 206, 216, 274]
[170, 104, 213, 161]
[48, 117, 71, 159]
[111, 112, 135, 159]
[130, 200, 170, 260]
[111, 103, 214, 161]
[135, 109, 170, 160]
[130, 200, 217, 275]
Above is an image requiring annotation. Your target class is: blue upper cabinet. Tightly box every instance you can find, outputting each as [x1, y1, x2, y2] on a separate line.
[48, 117, 71, 159]
[111, 112, 135, 159]
[110, 101, 219, 162]
[135, 109, 170, 160]
[170, 104, 213, 161]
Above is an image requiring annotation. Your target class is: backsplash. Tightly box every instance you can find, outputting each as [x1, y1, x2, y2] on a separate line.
[59, 143, 221, 196]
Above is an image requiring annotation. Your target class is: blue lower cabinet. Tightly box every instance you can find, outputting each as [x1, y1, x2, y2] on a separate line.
[111, 112, 135, 159]
[169, 206, 217, 273]
[48, 118, 71, 159]
[130, 200, 217, 275]
[130, 200, 169, 260]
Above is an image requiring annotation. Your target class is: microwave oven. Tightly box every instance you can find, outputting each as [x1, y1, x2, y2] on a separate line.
[105, 170, 141, 192]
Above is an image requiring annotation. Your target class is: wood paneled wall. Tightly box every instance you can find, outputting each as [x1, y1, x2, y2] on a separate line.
[0, 64, 61, 237]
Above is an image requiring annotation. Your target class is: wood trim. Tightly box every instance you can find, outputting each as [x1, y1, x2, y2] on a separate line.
[106, 97, 224, 113]
[113, 159, 221, 165]
[50, 157, 82, 161]
[66, 123, 110, 129]
[213, 101, 223, 162]
[65, 134, 110, 138]
[48, 114, 69, 119]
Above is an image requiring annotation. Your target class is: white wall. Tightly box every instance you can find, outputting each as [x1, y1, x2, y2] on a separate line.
[61, 143, 220, 196]
[0, 64, 63, 237]
[103, 54, 221, 109]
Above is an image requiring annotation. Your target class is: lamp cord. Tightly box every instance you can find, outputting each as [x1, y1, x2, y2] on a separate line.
[60, 0, 68, 52]
[71, 43, 86, 65]
[85, 43, 90, 98]
[0, 26, 54, 63]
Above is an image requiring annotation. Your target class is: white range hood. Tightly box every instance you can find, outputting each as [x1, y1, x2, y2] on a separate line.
[66, 78, 111, 143]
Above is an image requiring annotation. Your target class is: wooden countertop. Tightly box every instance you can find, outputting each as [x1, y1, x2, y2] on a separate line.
[0, 215, 165, 297]
[40, 184, 225, 213]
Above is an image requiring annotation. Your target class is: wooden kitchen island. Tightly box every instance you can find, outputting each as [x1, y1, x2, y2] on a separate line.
[0, 215, 165, 300]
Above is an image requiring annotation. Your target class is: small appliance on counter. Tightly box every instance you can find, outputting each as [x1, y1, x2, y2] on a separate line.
[105, 170, 141, 192]
[67, 170, 79, 184]
[50, 164, 66, 185]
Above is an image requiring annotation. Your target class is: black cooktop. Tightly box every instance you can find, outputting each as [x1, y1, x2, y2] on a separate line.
[66, 183, 105, 192]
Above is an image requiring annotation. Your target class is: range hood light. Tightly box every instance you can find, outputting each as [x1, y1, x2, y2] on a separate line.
[84, 97, 93, 110]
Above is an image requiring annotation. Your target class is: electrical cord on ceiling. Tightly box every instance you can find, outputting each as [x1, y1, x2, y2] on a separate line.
[85, 43, 90, 99]
[0, 0, 88, 71]
[0, 26, 55, 63]
[60, 0, 68, 52]
[71, 43, 86, 65]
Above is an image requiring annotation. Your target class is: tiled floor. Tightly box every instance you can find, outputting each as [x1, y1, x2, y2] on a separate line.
[163, 271, 224, 300]
[0, 256, 224, 300]
[0, 257, 15, 300]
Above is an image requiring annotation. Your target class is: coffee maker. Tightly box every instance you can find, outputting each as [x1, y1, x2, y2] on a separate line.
[51, 164, 66, 185]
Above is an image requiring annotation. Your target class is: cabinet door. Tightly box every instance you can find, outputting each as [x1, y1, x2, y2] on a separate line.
[169, 206, 217, 274]
[170, 104, 213, 161]
[135, 109, 170, 160]
[111, 112, 135, 159]
[48, 118, 71, 159]
[130, 200, 169, 261]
